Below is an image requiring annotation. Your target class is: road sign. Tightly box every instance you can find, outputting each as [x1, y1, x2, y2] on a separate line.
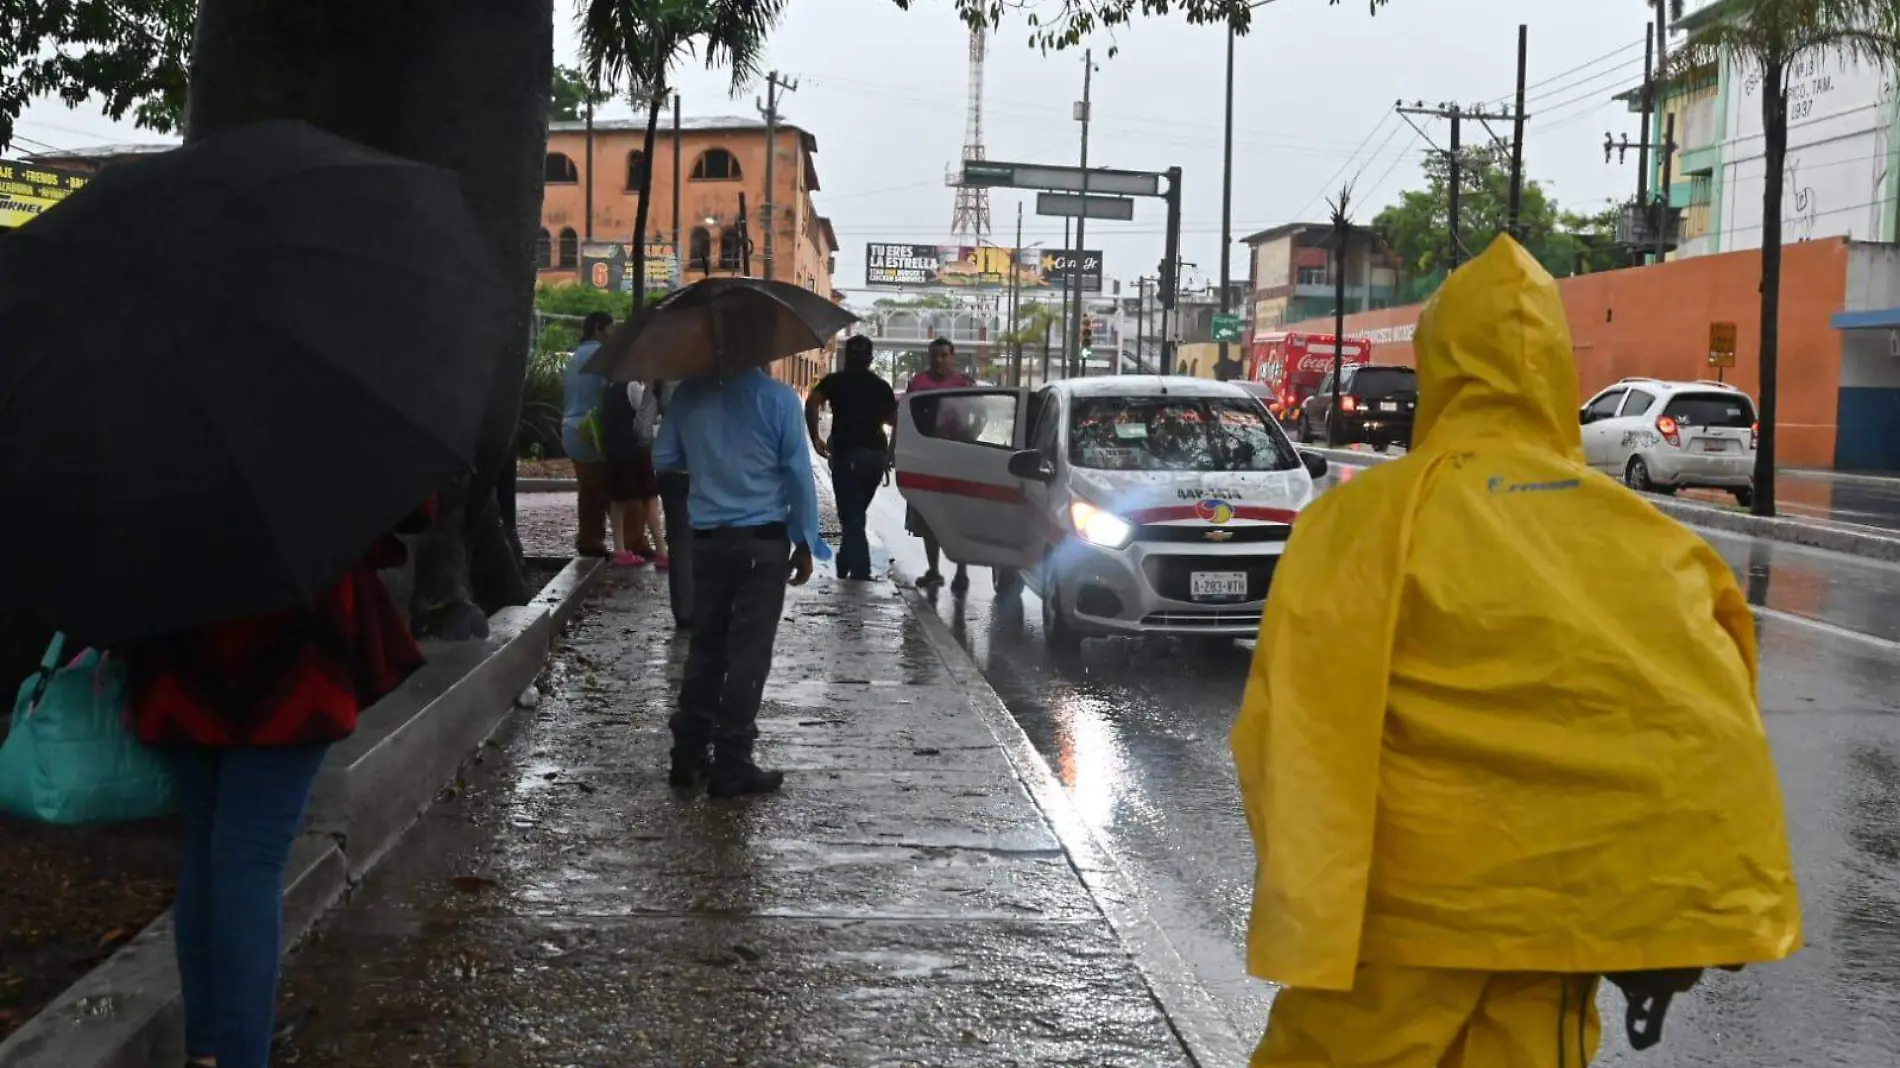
[1708, 321, 1738, 368]
[960, 160, 1162, 198]
[1036, 191, 1136, 221]
[1212, 313, 1243, 343]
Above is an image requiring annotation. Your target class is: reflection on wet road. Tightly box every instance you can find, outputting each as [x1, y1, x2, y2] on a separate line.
[866, 470, 1900, 1065]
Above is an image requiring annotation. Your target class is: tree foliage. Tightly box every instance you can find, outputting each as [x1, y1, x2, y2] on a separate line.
[1371, 148, 1621, 286]
[0, 0, 193, 150]
[548, 64, 612, 122]
[892, 0, 1387, 53]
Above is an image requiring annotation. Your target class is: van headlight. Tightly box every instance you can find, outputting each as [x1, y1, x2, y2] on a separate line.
[1070, 499, 1135, 549]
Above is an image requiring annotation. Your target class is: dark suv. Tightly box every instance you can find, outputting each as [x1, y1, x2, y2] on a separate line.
[1297, 364, 1417, 450]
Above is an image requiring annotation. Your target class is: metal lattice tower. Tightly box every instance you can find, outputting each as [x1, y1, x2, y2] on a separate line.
[948, 27, 992, 239]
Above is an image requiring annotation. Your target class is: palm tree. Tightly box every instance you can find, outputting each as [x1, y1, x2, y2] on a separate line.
[1005, 301, 1064, 386]
[1675, 0, 1900, 516]
[579, 0, 788, 307]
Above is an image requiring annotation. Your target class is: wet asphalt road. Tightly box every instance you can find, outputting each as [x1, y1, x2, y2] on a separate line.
[864, 470, 1900, 1065]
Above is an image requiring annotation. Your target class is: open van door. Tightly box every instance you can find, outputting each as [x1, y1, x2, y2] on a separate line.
[894, 387, 1041, 571]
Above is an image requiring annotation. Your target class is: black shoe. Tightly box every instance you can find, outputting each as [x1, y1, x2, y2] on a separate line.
[950, 570, 971, 593]
[707, 759, 785, 798]
[669, 748, 710, 788]
[916, 571, 944, 589]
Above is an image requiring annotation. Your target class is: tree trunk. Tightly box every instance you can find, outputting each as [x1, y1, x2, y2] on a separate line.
[629, 87, 665, 311]
[1755, 64, 1786, 518]
[186, 0, 550, 637]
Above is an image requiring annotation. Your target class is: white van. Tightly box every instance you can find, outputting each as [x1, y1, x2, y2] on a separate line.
[894, 377, 1329, 649]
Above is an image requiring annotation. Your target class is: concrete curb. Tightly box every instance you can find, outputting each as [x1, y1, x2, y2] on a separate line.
[893, 572, 1252, 1068]
[0, 557, 606, 1068]
[1299, 446, 1900, 563]
[518, 476, 578, 492]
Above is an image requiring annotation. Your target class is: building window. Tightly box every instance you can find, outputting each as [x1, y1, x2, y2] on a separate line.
[689, 227, 712, 271]
[626, 151, 648, 191]
[557, 227, 579, 268]
[719, 228, 743, 270]
[545, 152, 579, 184]
[692, 148, 741, 181]
[535, 228, 551, 268]
[1296, 266, 1328, 286]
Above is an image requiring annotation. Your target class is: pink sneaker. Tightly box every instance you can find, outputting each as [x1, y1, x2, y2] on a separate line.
[611, 550, 643, 568]
[652, 554, 671, 572]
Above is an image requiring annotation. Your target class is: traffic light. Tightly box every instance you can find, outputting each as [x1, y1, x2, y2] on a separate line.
[1081, 318, 1094, 354]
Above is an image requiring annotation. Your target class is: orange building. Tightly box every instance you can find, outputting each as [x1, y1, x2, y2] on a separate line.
[1271, 238, 1900, 472]
[540, 115, 840, 390]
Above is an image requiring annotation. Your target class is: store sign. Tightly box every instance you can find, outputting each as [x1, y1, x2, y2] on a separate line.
[864, 243, 1103, 292]
[0, 159, 88, 228]
[579, 241, 679, 294]
[1362, 323, 1417, 345]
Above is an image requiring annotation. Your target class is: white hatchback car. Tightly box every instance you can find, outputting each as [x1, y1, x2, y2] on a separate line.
[1578, 378, 1759, 505]
[893, 377, 1328, 650]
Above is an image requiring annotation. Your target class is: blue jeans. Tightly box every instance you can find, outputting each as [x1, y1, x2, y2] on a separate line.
[167, 743, 330, 1068]
[829, 448, 886, 579]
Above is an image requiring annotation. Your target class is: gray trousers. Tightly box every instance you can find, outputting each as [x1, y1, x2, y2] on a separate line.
[670, 527, 790, 759]
[658, 472, 693, 625]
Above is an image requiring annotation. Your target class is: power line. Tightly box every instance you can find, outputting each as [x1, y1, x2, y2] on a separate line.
[1482, 36, 1646, 106]
[1290, 111, 1399, 222]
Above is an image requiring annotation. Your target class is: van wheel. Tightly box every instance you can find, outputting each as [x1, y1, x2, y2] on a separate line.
[993, 567, 1024, 598]
[1733, 486, 1754, 508]
[1041, 560, 1083, 653]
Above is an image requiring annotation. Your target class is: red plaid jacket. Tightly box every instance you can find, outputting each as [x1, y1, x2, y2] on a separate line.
[128, 500, 436, 747]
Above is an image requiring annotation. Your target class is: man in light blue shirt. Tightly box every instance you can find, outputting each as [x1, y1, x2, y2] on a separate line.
[560, 312, 615, 556]
[653, 366, 830, 797]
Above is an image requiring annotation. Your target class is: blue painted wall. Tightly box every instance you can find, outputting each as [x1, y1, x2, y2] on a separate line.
[1834, 387, 1900, 471]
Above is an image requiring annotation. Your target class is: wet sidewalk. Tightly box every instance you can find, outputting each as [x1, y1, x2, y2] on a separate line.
[269, 567, 1200, 1066]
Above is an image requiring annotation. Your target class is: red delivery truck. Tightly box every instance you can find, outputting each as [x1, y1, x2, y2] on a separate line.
[1246, 332, 1372, 425]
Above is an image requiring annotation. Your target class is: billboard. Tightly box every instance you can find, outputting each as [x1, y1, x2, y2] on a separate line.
[0, 159, 88, 229]
[864, 243, 1103, 292]
[580, 240, 680, 294]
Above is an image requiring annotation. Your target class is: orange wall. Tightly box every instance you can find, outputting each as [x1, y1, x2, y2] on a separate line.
[1281, 240, 1850, 467]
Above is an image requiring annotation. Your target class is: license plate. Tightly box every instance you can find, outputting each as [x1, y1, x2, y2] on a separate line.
[1698, 439, 1730, 452]
[1191, 571, 1249, 601]
[1379, 401, 1398, 412]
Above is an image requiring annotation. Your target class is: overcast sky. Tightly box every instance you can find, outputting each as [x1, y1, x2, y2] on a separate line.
[13, 0, 1657, 299]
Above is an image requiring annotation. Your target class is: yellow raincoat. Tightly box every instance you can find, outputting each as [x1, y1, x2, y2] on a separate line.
[1232, 237, 1800, 1062]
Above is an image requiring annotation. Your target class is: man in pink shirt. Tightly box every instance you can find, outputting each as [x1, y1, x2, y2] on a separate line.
[903, 337, 975, 591]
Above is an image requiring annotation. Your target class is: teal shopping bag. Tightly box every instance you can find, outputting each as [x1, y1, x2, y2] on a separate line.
[0, 633, 177, 824]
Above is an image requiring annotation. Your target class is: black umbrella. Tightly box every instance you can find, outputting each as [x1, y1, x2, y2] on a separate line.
[583, 276, 857, 382]
[0, 120, 508, 643]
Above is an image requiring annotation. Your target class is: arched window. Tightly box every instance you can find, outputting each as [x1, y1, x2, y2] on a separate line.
[718, 228, 743, 271]
[534, 228, 551, 268]
[625, 151, 648, 191]
[688, 227, 712, 271]
[544, 152, 579, 184]
[557, 227, 579, 268]
[691, 148, 741, 181]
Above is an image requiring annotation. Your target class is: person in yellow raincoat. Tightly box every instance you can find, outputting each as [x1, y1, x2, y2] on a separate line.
[1230, 235, 1801, 1067]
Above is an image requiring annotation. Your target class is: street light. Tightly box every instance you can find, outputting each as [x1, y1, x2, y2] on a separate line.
[1219, 0, 1278, 382]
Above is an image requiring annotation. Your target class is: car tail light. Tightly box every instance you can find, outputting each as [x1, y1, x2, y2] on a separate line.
[1657, 415, 1681, 447]
[1341, 395, 1359, 413]
[1751, 421, 1759, 448]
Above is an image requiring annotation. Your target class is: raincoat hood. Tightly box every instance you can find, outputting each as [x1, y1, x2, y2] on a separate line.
[1411, 237, 1582, 457]
[1230, 235, 1801, 993]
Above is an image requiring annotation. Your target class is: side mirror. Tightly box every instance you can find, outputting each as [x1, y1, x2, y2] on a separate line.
[1299, 451, 1329, 479]
[1008, 449, 1056, 483]
[1579, 407, 1591, 425]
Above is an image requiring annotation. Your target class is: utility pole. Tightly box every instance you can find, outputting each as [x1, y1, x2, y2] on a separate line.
[1136, 276, 1148, 373]
[1606, 125, 1678, 262]
[1068, 49, 1093, 379]
[1507, 25, 1528, 235]
[680, 94, 687, 286]
[1010, 201, 1024, 386]
[757, 71, 798, 281]
[1399, 100, 1517, 271]
[584, 76, 597, 241]
[1218, 24, 1237, 380]
[1655, 111, 1678, 263]
[1636, 32, 1654, 209]
[1327, 184, 1353, 447]
[1060, 216, 1072, 379]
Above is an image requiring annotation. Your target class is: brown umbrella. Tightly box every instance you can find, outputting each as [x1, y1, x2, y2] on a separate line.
[583, 276, 858, 381]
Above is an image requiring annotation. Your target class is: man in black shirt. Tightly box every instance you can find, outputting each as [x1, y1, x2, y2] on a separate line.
[806, 335, 898, 581]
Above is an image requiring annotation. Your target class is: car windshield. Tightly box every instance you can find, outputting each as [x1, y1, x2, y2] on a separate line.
[1664, 392, 1755, 428]
[1348, 367, 1417, 397]
[1069, 395, 1301, 472]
